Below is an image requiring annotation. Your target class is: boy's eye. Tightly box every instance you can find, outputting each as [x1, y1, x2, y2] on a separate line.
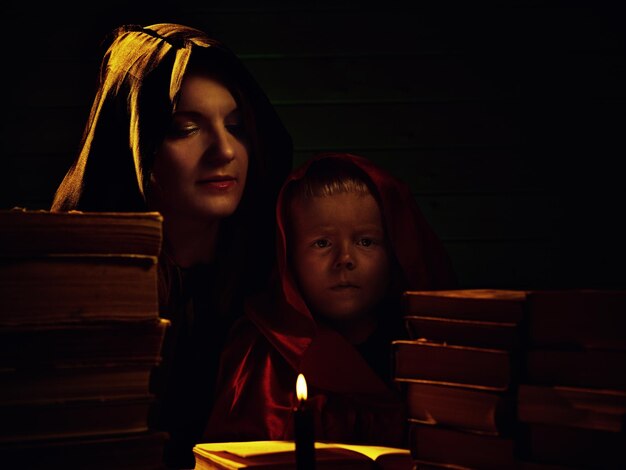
[313, 239, 330, 248]
[359, 238, 374, 247]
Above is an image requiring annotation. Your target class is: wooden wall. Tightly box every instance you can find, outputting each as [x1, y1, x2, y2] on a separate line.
[4, 2, 625, 289]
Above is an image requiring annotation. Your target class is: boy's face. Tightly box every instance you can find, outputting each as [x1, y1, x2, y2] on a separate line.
[289, 191, 391, 323]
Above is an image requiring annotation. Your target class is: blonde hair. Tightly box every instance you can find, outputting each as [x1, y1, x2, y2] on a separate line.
[287, 157, 373, 204]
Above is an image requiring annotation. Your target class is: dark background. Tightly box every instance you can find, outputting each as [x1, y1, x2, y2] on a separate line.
[3, 1, 625, 289]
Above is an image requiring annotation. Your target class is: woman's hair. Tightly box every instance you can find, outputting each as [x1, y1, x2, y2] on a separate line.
[52, 23, 289, 212]
[51, 23, 292, 314]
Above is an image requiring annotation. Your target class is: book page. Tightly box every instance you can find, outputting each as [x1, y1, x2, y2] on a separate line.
[325, 443, 410, 461]
[195, 440, 293, 458]
[194, 440, 409, 460]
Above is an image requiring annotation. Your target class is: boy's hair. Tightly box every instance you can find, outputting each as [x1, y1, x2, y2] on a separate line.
[285, 157, 375, 203]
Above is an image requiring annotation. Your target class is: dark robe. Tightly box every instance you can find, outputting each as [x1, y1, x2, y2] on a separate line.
[49, 24, 293, 469]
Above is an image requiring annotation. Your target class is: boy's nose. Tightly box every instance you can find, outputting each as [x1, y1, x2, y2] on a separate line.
[334, 249, 356, 270]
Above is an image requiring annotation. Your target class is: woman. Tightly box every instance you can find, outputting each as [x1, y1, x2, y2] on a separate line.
[51, 23, 292, 468]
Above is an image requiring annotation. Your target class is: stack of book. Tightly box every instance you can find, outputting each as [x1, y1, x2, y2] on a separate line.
[392, 289, 529, 470]
[518, 289, 626, 469]
[0, 209, 169, 469]
[394, 288, 626, 470]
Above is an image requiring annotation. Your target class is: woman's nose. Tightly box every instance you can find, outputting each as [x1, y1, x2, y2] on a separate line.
[203, 126, 235, 165]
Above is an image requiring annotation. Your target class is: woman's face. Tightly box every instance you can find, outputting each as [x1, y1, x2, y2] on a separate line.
[150, 71, 249, 222]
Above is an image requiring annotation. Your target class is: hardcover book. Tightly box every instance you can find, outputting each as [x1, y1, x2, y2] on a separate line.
[524, 422, 626, 468]
[0, 254, 159, 325]
[525, 348, 626, 390]
[0, 209, 163, 257]
[404, 381, 516, 435]
[0, 318, 170, 367]
[1, 430, 168, 470]
[1, 361, 160, 404]
[517, 384, 626, 433]
[0, 396, 155, 443]
[408, 422, 519, 470]
[0, 209, 163, 326]
[392, 339, 515, 390]
[526, 289, 626, 350]
[0, 208, 166, 463]
[402, 289, 528, 323]
[404, 315, 521, 350]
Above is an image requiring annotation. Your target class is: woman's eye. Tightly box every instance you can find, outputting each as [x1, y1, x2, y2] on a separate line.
[167, 123, 199, 138]
[226, 123, 246, 138]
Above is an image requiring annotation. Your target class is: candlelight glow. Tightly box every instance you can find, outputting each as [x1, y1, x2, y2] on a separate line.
[296, 373, 307, 401]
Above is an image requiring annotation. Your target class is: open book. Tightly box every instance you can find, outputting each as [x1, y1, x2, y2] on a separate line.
[193, 440, 413, 469]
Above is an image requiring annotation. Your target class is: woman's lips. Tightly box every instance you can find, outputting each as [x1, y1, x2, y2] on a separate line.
[197, 177, 237, 191]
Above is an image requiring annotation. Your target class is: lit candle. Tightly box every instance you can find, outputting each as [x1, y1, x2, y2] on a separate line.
[294, 373, 315, 470]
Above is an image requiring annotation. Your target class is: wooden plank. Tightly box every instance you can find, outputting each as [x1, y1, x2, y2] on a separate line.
[293, 148, 543, 193]
[4, 102, 521, 154]
[17, 54, 515, 108]
[444, 240, 557, 289]
[276, 102, 521, 148]
[11, 147, 540, 194]
[11, 4, 623, 60]
[16, 50, 625, 108]
[242, 55, 517, 103]
[414, 192, 555, 241]
[175, 8, 460, 57]
[16, 61, 99, 108]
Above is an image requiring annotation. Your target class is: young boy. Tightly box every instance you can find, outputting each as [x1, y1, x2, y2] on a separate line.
[203, 153, 457, 446]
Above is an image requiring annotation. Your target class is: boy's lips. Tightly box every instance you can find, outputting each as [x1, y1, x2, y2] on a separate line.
[330, 283, 359, 290]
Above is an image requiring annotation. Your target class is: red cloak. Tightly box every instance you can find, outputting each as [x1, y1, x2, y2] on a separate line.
[203, 152, 457, 446]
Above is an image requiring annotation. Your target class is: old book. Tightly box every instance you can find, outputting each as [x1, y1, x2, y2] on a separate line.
[518, 384, 626, 433]
[392, 339, 516, 391]
[1, 361, 160, 404]
[526, 289, 626, 350]
[408, 422, 518, 470]
[0, 209, 163, 257]
[524, 422, 626, 468]
[517, 463, 580, 470]
[0, 318, 169, 367]
[0, 208, 162, 325]
[402, 289, 528, 323]
[404, 315, 521, 349]
[0, 255, 159, 325]
[525, 348, 626, 390]
[413, 460, 577, 470]
[1, 430, 168, 470]
[0, 396, 155, 443]
[193, 440, 413, 470]
[404, 381, 516, 435]
[0, 208, 165, 460]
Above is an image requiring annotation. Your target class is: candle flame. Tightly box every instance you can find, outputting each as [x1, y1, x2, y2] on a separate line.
[296, 373, 307, 401]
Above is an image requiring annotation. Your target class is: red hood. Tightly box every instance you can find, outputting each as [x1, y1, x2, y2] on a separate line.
[247, 151, 457, 374]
